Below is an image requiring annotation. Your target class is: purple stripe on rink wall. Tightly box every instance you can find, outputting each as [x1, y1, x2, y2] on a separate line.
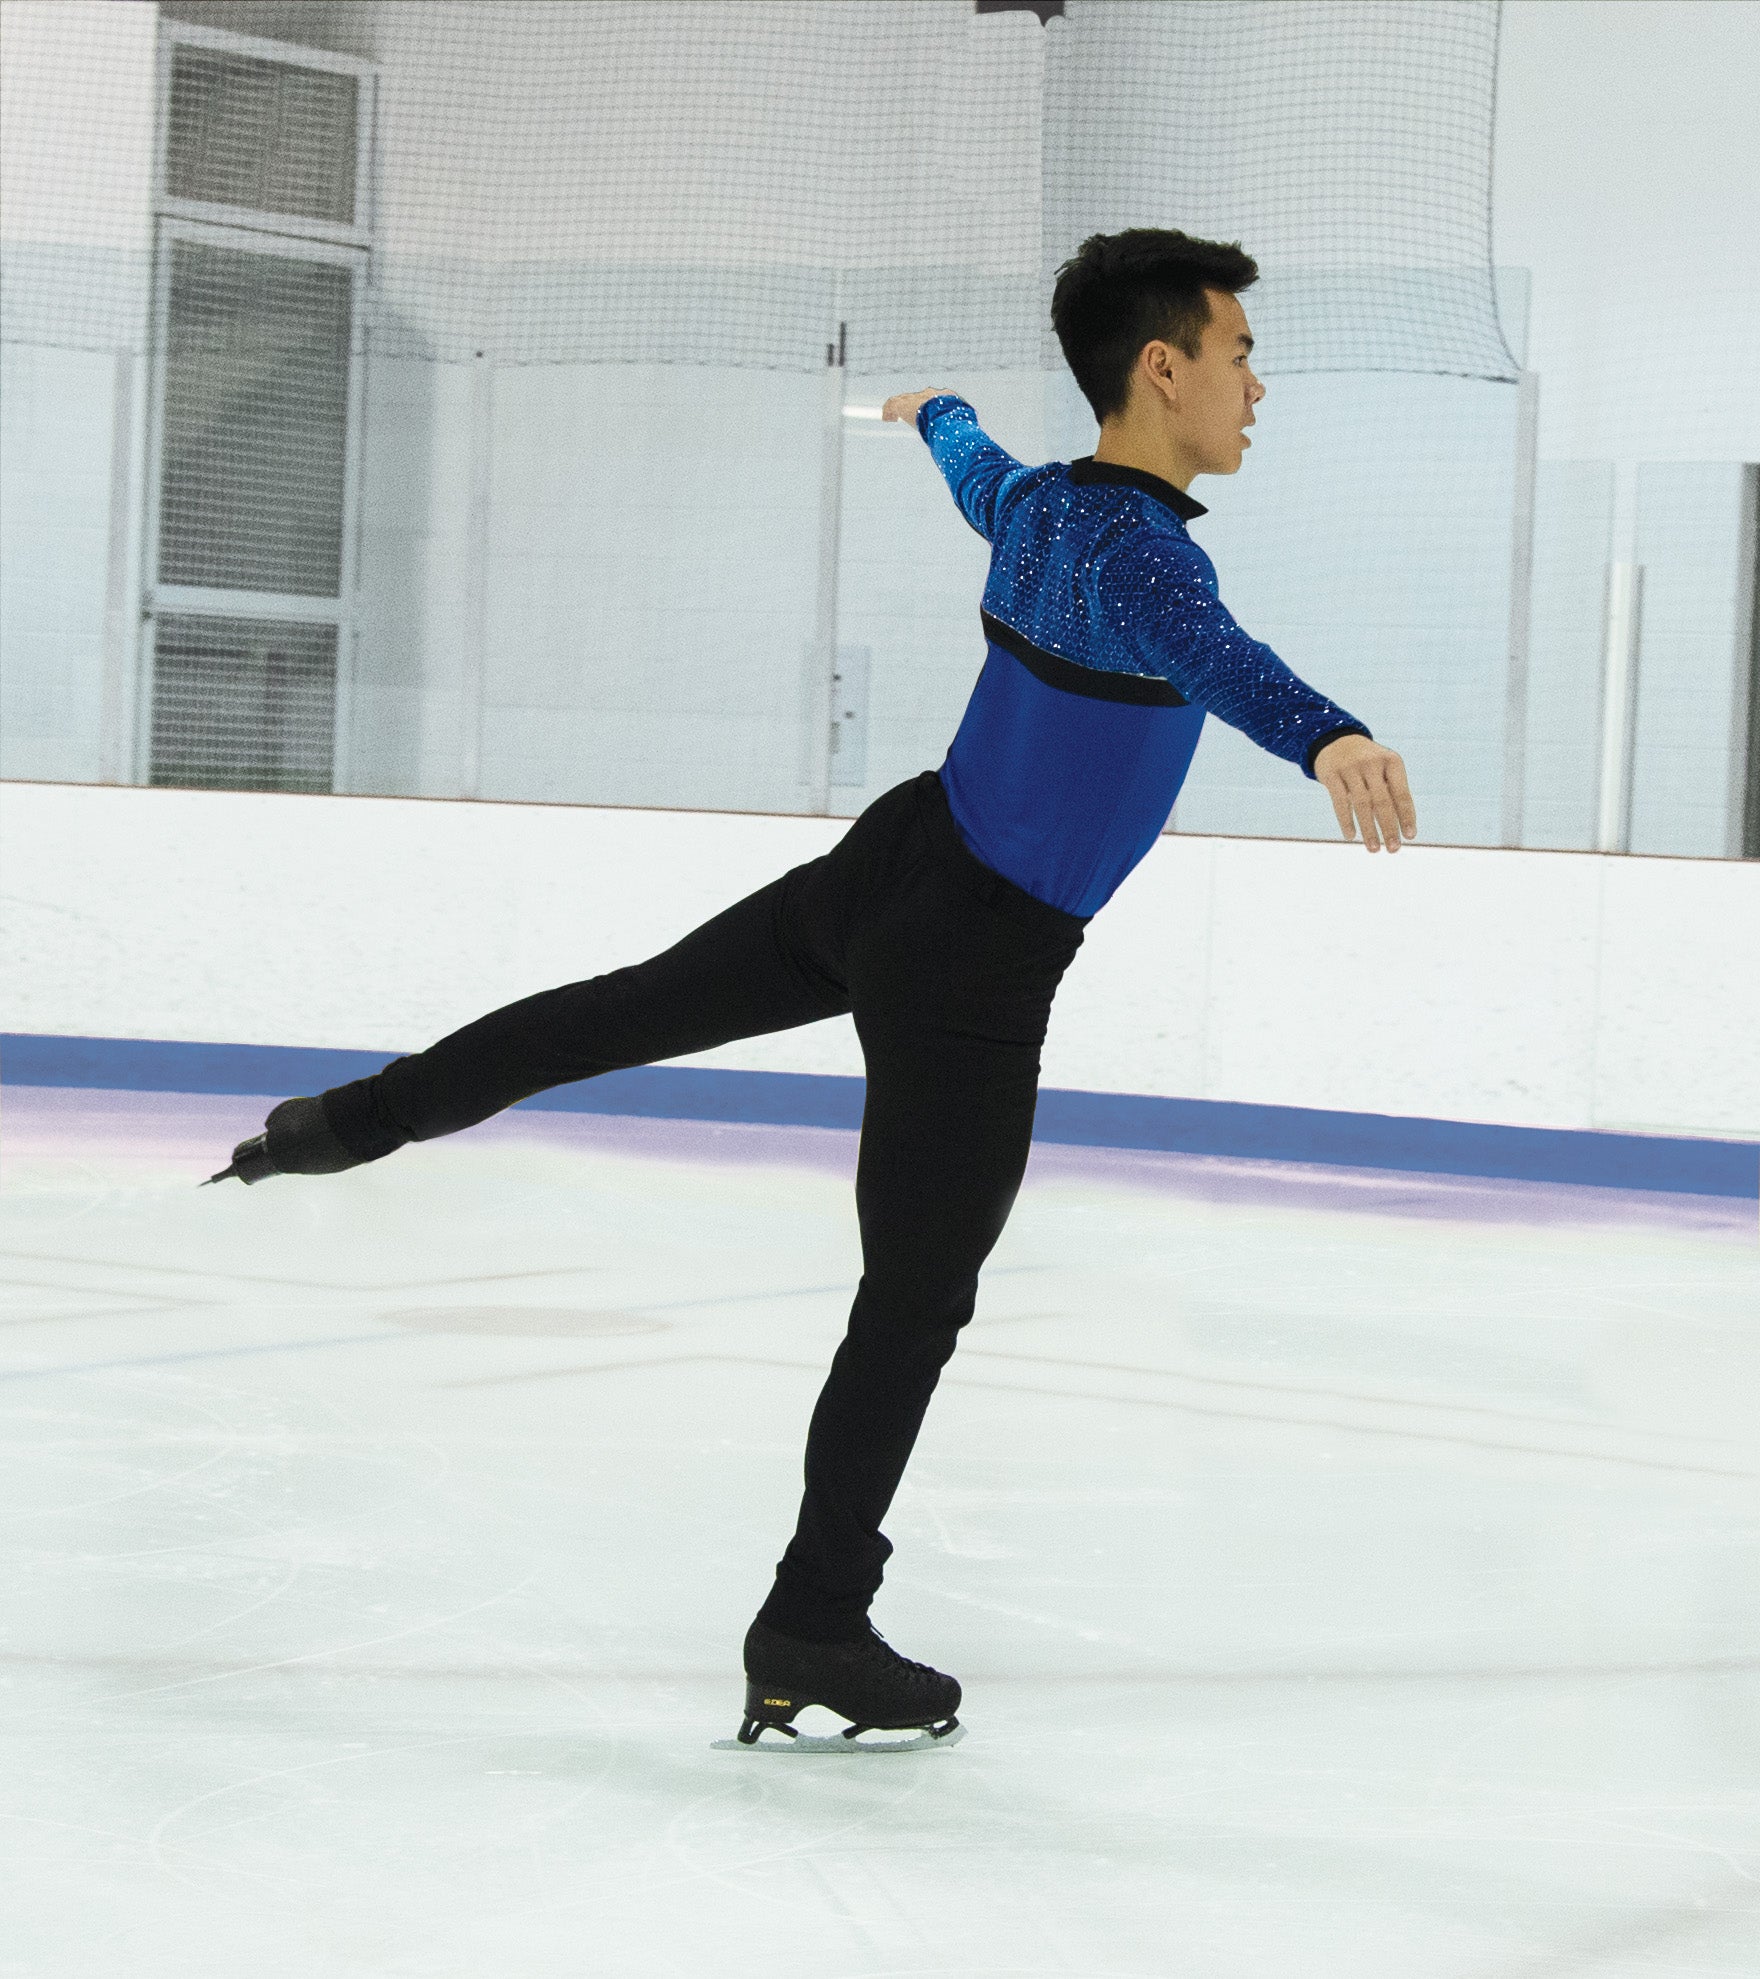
[3, 1032, 1756, 1200]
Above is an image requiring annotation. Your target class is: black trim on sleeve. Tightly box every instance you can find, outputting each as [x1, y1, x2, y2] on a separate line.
[982, 609, 1189, 707]
[1304, 722, 1373, 778]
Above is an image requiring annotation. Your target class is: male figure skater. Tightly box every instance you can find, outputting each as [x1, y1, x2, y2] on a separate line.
[212, 229, 1416, 1751]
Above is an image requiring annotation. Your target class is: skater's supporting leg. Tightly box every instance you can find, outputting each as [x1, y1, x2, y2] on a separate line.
[757, 1023, 1044, 1640]
[757, 779, 1085, 1641]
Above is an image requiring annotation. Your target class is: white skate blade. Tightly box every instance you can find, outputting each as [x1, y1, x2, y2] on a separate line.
[712, 1721, 966, 1755]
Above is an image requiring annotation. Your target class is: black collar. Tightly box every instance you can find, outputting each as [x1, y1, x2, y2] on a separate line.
[1068, 456, 1206, 520]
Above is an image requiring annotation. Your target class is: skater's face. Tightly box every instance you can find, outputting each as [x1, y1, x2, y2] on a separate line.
[1127, 288, 1266, 482]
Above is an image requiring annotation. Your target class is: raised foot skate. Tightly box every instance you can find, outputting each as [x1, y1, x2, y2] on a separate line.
[204, 1095, 366, 1186]
[712, 1620, 965, 1754]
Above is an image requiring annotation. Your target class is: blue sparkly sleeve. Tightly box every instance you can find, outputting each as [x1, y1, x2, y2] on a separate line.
[1102, 535, 1369, 776]
[915, 394, 1037, 543]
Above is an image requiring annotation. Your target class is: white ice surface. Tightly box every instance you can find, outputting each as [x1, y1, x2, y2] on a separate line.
[2, 1089, 1757, 1979]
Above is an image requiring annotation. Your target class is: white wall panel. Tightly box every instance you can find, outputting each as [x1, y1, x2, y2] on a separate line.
[1494, 0, 1760, 468]
[1040, 834, 1215, 1102]
[0, 346, 119, 783]
[1629, 463, 1757, 860]
[1593, 856, 1760, 1138]
[0, 0, 159, 349]
[0, 1, 158, 785]
[1197, 838, 1605, 1129]
[1523, 461, 1614, 852]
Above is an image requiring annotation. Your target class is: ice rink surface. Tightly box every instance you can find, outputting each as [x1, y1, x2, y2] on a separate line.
[3, 1086, 1757, 1979]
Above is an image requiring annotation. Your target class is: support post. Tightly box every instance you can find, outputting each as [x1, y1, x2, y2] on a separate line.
[1736, 464, 1759, 859]
[1501, 369, 1539, 847]
[99, 348, 142, 783]
[1595, 560, 1644, 853]
[459, 350, 493, 799]
[804, 318, 847, 815]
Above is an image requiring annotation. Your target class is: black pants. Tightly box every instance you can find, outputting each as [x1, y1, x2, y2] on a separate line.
[325, 771, 1087, 1641]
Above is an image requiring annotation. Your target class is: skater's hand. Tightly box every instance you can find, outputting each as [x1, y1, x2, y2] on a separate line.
[1313, 734, 1417, 854]
[882, 389, 954, 425]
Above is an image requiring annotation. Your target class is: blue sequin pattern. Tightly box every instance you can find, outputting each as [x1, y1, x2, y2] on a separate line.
[917, 394, 1366, 772]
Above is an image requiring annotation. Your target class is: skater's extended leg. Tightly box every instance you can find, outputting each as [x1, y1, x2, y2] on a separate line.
[221, 858, 851, 1180]
[357, 863, 848, 1149]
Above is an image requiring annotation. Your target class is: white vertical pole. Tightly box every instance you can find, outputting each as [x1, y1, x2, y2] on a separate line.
[1595, 560, 1643, 853]
[331, 257, 369, 796]
[459, 350, 493, 799]
[805, 316, 846, 816]
[136, 215, 174, 785]
[1501, 369, 1539, 847]
[99, 348, 141, 783]
[1734, 465, 1759, 859]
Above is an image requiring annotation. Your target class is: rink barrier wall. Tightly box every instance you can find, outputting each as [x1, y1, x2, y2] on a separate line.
[5, 780, 1759, 1149]
[5, 1033, 1756, 1201]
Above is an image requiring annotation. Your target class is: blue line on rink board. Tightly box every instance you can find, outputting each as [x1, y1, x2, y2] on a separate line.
[4, 1031, 1756, 1201]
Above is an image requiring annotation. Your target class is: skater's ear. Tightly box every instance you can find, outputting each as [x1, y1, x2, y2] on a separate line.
[1130, 338, 1185, 416]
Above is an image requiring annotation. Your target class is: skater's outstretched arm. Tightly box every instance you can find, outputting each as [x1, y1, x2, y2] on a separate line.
[882, 389, 1035, 544]
[1100, 532, 1363, 767]
[1094, 532, 1414, 850]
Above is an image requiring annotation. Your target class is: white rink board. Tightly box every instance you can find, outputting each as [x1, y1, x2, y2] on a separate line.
[2, 777, 1758, 1138]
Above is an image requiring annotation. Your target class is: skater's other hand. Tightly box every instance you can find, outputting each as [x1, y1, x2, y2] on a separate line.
[1313, 734, 1417, 854]
[883, 389, 954, 425]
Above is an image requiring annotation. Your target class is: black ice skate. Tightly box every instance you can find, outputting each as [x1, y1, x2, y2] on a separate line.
[713, 1619, 965, 1754]
[204, 1095, 367, 1187]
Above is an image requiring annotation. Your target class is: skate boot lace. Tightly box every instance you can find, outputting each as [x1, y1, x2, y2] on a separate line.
[858, 1627, 948, 1695]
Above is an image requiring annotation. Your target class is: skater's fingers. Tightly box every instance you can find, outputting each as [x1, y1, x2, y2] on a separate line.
[1324, 770, 1357, 842]
[1385, 752, 1418, 840]
[1366, 765, 1405, 855]
[1346, 771, 1383, 852]
[1316, 734, 1417, 854]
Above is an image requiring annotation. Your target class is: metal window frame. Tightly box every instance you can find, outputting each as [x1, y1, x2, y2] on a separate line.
[156, 18, 376, 245]
[141, 22, 377, 792]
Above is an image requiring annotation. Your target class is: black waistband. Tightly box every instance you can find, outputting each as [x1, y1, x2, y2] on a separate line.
[911, 771, 1090, 934]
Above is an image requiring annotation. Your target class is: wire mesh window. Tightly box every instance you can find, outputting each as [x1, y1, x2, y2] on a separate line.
[157, 240, 353, 595]
[149, 616, 337, 793]
[165, 43, 359, 226]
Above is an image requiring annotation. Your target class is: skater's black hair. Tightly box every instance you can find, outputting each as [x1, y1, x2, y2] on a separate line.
[1051, 227, 1259, 425]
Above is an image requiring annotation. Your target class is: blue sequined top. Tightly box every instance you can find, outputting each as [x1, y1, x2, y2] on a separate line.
[918, 393, 1367, 917]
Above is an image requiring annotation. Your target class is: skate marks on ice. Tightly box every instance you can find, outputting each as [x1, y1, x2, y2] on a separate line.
[385, 1306, 671, 1338]
[4, 1091, 1760, 1977]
